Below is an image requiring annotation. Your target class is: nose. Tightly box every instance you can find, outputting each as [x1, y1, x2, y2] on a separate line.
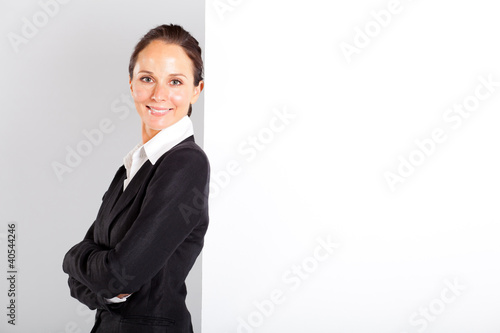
[152, 83, 168, 102]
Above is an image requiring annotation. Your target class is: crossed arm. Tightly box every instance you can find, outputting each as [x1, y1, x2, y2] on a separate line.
[62, 148, 209, 309]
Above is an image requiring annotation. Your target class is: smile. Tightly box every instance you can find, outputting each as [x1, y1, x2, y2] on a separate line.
[147, 106, 173, 116]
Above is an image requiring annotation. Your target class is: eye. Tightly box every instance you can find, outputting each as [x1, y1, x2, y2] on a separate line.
[170, 79, 182, 86]
[140, 76, 153, 83]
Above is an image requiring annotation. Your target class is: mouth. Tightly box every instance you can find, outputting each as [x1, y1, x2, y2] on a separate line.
[147, 106, 173, 117]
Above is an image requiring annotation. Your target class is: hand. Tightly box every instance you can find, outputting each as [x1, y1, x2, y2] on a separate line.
[117, 293, 131, 299]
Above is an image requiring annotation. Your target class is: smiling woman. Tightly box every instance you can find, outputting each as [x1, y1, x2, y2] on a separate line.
[130, 40, 204, 143]
[62, 24, 209, 333]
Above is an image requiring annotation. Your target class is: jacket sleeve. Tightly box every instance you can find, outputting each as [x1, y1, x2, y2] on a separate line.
[65, 221, 115, 309]
[62, 147, 209, 295]
[67, 276, 111, 310]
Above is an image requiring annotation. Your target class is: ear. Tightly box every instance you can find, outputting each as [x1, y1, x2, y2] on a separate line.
[129, 75, 133, 93]
[190, 81, 204, 105]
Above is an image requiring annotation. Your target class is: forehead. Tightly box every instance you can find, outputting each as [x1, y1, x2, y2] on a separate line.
[135, 40, 193, 76]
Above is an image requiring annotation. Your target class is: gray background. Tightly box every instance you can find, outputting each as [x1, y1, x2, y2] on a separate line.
[0, 0, 204, 332]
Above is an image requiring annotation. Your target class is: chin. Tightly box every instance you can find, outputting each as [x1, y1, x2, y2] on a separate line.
[148, 118, 176, 130]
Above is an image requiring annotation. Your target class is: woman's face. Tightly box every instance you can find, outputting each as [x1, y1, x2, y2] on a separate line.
[129, 40, 203, 143]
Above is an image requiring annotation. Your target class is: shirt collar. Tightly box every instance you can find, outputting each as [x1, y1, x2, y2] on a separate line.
[143, 115, 194, 164]
[123, 115, 194, 167]
[123, 143, 142, 174]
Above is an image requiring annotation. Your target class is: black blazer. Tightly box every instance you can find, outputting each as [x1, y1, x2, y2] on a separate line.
[63, 136, 210, 333]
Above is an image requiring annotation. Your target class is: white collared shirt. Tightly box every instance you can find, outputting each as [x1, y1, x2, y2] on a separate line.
[122, 115, 194, 191]
[105, 116, 194, 304]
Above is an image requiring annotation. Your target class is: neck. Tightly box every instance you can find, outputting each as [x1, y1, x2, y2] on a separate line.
[141, 124, 160, 144]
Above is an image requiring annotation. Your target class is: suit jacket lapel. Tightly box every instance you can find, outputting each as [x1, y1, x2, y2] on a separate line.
[98, 166, 126, 219]
[98, 136, 194, 244]
[107, 136, 194, 218]
[107, 160, 153, 223]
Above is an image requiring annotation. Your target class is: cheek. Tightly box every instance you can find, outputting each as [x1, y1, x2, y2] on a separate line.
[132, 86, 151, 103]
[170, 90, 189, 105]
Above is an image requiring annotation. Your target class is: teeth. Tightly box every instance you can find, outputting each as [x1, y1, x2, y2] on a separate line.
[149, 107, 171, 112]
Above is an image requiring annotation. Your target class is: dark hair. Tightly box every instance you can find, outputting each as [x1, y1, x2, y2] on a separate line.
[128, 24, 203, 116]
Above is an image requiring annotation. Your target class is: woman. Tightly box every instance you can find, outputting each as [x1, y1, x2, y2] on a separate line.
[62, 24, 209, 333]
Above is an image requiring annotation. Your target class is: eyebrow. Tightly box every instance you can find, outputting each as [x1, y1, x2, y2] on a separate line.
[169, 73, 187, 78]
[138, 70, 187, 78]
